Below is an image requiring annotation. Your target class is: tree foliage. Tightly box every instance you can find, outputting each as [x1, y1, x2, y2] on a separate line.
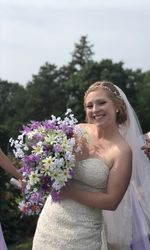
[25, 63, 67, 121]
[70, 35, 94, 70]
[0, 79, 27, 136]
[136, 71, 150, 132]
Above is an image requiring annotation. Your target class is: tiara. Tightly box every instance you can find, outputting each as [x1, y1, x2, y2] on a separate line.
[100, 85, 122, 99]
[87, 83, 122, 100]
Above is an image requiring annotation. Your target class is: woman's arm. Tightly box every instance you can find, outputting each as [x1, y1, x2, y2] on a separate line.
[0, 148, 22, 180]
[61, 146, 132, 211]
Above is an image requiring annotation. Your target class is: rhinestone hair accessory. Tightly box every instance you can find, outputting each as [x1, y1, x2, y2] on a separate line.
[85, 81, 123, 101]
[99, 85, 122, 100]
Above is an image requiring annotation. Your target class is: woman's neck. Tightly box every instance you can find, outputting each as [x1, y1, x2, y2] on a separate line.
[94, 124, 120, 140]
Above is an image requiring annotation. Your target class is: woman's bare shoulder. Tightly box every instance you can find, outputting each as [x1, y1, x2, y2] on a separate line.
[116, 137, 132, 160]
[75, 123, 94, 130]
[76, 123, 87, 128]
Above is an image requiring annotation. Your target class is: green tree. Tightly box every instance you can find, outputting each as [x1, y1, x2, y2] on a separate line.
[136, 70, 150, 132]
[25, 63, 67, 121]
[69, 35, 94, 71]
[0, 125, 10, 199]
[0, 79, 27, 136]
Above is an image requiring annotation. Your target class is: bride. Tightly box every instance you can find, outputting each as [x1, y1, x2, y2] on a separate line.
[32, 81, 150, 250]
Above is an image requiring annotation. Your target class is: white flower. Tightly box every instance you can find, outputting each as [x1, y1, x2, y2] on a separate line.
[32, 142, 43, 155]
[29, 171, 40, 186]
[42, 156, 55, 168]
[65, 151, 75, 162]
[27, 131, 37, 140]
[18, 133, 25, 142]
[33, 188, 38, 192]
[9, 138, 14, 146]
[65, 108, 72, 115]
[54, 158, 65, 168]
[13, 147, 24, 158]
[51, 115, 56, 122]
[52, 181, 62, 191]
[24, 145, 29, 151]
[51, 171, 59, 179]
[68, 138, 76, 148]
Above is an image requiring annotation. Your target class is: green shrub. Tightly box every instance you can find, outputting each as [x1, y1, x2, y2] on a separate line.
[8, 237, 32, 250]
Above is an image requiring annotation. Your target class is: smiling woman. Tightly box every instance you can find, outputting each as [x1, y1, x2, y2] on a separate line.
[32, 81, 150, 250]
[32, 81, 128, 250]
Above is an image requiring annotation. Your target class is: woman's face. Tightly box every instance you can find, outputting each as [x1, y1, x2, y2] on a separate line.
[85, 88, 117, 127]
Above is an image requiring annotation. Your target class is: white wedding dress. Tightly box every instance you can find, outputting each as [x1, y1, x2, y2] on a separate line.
[32, 158, 109, 250]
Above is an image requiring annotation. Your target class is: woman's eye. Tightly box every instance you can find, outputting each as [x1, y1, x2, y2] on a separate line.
[86, 105, 93, 108]
[86, 101, 106, 108]
[98, 101, 106, 105]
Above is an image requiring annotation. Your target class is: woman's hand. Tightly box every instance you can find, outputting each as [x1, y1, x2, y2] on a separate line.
[19, 179, 27, 193]
[141, 139, 150, 159]
[10, 177, 26, 193]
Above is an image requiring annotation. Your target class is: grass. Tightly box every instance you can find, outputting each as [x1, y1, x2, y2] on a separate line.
[8, 238, 32, 250]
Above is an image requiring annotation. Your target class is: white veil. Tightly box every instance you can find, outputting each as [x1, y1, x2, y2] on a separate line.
[103, 86, 150, 250]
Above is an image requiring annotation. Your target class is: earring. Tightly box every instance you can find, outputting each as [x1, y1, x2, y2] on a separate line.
[116, 109, 119, 113]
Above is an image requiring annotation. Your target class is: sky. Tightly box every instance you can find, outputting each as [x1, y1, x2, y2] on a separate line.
[0, 0, 150, 86]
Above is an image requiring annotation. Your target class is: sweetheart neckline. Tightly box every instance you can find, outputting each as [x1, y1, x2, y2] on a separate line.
[76, 157, 110, 171]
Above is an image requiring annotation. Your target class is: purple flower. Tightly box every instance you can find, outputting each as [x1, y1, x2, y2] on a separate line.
[43, 145, 53, 156]
[67, 127, 74, 138]
[34, 134, 44, 142]
[41, 176, 52, 191]
[59, 122, 69, 133]
[54, 144, 62, 153]
[20, 165, 32, 175]
[29, 192, 42, 203]
[22, 126, 32, 134]
[23, 154, 40, 165]
[69, 168, 76, 177]
[59, 123, 74, 138]
[43, 120, 56, 131]
[30, 121, 41, 130]
[51, 190, 62, 202]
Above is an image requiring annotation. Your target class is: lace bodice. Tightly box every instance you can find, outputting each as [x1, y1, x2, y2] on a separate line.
[74, 158, 109, 191]
[32, 158, 110, 250]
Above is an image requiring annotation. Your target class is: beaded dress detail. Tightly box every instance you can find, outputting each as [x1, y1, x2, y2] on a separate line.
[32, 158, 109, 250]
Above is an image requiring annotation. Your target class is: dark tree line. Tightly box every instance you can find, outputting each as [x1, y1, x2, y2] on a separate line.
[0, 35, 150, 139]
[0, 35, 150, 246]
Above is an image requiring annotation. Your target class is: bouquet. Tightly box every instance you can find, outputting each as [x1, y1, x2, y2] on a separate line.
[10, 109, 83, 216]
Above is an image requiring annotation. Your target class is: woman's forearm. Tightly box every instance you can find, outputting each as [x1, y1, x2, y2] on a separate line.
[0, 149, 22, 180]
[61, 187, 118, 211]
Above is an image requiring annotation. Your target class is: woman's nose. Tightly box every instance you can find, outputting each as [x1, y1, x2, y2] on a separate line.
[92, 104, 99, 112]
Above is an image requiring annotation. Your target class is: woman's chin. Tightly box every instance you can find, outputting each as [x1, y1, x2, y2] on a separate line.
[94, 121, 105, 128]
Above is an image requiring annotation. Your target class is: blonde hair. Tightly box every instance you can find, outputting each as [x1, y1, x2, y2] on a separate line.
[84, 81, 127, 124]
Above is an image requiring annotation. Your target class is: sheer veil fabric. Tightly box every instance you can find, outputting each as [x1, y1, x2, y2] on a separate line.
[103, 86, 150, 250]
[0, 224, 7, 250]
